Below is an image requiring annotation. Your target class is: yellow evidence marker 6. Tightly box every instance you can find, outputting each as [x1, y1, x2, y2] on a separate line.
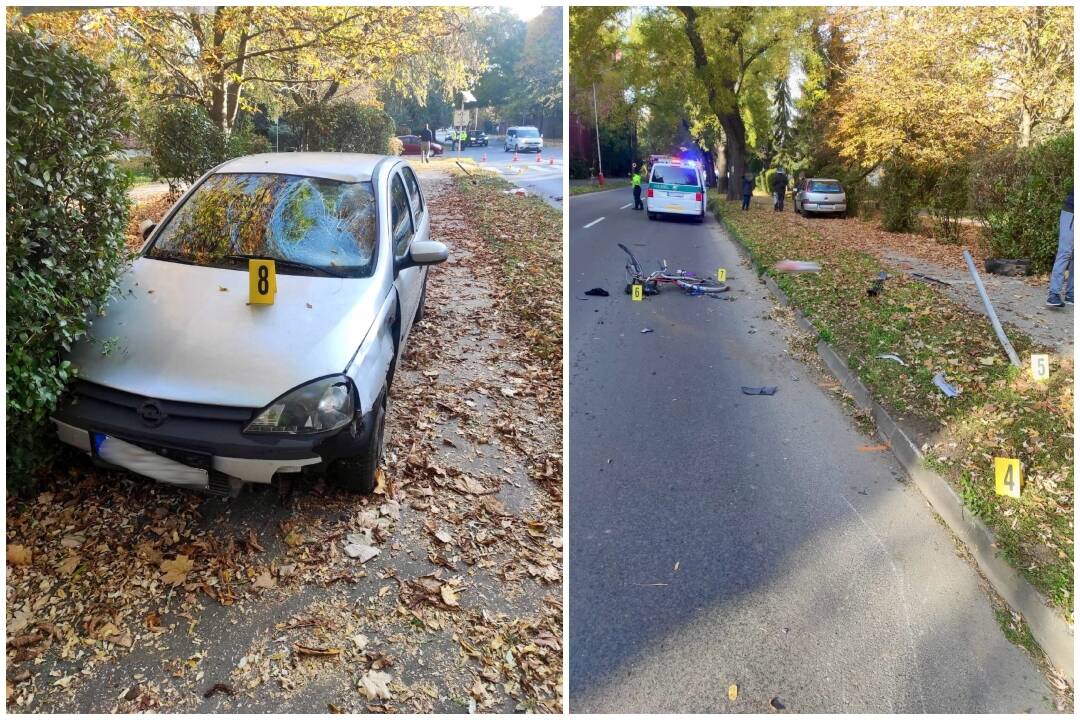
[1030, 353, 1050, 382]
[631, 283, 644, 302]
[994, 457, 1022, 498]
[249, 259, 277, 305]
[716, 267, 727, 282]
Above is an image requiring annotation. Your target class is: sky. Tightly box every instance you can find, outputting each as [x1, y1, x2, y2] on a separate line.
[511, 5, 545, 22]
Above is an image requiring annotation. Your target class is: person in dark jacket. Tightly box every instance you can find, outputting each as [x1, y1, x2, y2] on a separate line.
[772, 168, 788, 211]
[419, 124, 433, 164]
[741, 174, 754, 211]
[1047, 189, 1074, 307]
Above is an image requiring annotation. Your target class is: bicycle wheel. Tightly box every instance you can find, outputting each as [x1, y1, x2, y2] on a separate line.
[676, 278, 729, 294]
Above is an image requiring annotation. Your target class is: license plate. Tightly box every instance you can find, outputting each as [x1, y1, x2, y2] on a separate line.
[92, 433, 210, 488]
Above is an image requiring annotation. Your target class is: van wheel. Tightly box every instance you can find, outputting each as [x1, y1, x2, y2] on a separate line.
[328, 390, 386, 494]
[648, 212, 657, 221]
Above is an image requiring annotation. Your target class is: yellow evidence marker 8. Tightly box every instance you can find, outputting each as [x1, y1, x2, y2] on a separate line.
[716, 268, 727, 282]
[1030, 353, 1050, 382]
[631, 283, 644, 302]
[249, 259, 277, 304]
[994, 457, 1022, 498]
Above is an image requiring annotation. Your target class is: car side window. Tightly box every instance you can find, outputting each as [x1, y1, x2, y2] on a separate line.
[401, 166, 424, 221]
[390, 173, 414, 257]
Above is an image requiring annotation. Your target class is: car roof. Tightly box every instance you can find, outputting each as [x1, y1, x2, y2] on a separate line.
[214, 152, 391, 183]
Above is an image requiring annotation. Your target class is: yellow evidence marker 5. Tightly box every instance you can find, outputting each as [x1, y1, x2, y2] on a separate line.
[249, 259, 277, 305]
[994, 457, 1022, 498]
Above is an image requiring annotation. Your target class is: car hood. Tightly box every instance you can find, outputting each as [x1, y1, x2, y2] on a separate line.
[68, 258, 385, 408]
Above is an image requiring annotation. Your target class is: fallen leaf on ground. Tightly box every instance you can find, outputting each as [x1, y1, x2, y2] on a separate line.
[728, 684, 738, 701]
[7, 545, 32, 566]
[358, 670, 393, 700]
[160, 554, 193, 586]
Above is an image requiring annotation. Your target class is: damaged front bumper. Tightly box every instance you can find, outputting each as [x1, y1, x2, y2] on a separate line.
[52, 380, 377, 494]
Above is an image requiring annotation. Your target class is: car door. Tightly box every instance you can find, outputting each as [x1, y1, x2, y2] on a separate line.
[389, 167, 423, 346]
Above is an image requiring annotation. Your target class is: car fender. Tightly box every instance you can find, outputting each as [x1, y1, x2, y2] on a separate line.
[345, 288, 398, 414]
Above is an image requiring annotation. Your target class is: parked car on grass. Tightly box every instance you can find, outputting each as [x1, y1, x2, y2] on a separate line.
[396, 134, 444, 156]
[794, 178, 847, 218]
[52, 153, 449, 496]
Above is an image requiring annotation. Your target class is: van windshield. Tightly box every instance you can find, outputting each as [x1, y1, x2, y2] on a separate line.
[147, 173, 378, 277]
[516, 127, 540, 138]
[650, 166, 700, 187]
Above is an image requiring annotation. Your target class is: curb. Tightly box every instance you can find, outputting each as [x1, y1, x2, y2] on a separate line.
[717, 211, 1075, 683]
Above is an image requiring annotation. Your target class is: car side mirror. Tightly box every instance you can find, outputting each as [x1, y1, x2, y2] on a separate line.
[398, 240, 449, 272]
[140, 220, 157, 241]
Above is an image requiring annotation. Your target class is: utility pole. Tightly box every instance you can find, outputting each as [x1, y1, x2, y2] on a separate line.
[592, 82, 604, 184]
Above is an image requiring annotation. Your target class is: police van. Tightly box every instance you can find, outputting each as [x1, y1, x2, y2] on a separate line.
[645, 159, 706, 222]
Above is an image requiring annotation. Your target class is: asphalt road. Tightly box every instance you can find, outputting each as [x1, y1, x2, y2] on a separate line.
[568, 188, 1057, 713]
[419, 139, 564, 209]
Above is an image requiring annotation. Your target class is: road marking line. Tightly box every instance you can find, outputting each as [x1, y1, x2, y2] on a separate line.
[620, 203, 632, 209]
[583, 217, 606, 229]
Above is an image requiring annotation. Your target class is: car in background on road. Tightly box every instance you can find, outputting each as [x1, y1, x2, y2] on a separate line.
[504, 126, 543, 153]
[645, 159, 706, 222]
[52, 153, 449, 496]
[396, 135, 444, 156]
[434, 127, 454, 143]
[794, 178, 847, 218]
[467, 129, 489, 147]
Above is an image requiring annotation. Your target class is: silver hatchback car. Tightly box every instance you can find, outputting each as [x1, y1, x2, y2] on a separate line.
[52, 153, 448, 496]
[794, 178, 847, 218]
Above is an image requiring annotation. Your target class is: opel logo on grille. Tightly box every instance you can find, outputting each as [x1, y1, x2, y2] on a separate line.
[137, 400, 166, 428]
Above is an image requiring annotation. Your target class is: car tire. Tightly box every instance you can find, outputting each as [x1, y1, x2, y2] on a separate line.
[328, 390, 386, 494]
[414, 278, 428, 324]
[647, 212, 657, 221]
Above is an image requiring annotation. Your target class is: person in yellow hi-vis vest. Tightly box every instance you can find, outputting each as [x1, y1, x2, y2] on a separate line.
[632, 164, 644, 210]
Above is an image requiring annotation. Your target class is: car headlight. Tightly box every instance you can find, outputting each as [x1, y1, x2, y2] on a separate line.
[244, 375, 354, 434]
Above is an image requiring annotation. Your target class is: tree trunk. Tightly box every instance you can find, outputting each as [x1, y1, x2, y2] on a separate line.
[715, 142, 729, 196]
[721, 112, 747, 201]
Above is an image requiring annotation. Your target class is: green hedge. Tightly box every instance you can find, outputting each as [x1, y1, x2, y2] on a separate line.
[971, 133, 1073, 272]
[142, 101, 228, 193]
[285, 101, 397, 154]
[6, 30, 133, 488]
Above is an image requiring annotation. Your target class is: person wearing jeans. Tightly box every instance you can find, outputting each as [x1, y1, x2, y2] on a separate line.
[419, 124, 433, 164]
[1047, 189, 1073, 307]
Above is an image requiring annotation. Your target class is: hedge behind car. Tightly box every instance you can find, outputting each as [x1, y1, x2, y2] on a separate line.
[6, 30, 133, 489]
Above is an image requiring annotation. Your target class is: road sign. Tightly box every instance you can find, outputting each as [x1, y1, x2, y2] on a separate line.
[994, 457, 1022, 498]
[453, 109, 469, 126]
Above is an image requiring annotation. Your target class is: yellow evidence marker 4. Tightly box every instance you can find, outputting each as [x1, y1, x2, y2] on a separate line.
[994, 457, 1022, 498]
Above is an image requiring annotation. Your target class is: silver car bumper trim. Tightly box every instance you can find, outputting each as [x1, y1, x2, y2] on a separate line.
[52, 419, 321, 486]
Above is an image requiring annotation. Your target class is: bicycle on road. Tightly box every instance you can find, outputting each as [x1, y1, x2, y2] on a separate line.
[619, 243, 730, 296]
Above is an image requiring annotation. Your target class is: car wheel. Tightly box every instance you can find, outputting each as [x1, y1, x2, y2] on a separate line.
[414, 278, 428, 324]
[328, 390, 386, 494]
[647, 212, 657, 221]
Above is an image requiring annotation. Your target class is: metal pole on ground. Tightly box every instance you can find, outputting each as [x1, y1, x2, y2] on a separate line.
[963, 249, 1022, 368]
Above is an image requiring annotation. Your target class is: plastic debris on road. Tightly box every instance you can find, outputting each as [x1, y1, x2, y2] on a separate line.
[640, 328, 653, 334]
[584, 288, 609, 297]
[741, 386, 778, 396]
[876, 353, 907, 366]
[932, 372, 960, 398]
[774, 260, 822, 274]
[502, 188, 527, 196]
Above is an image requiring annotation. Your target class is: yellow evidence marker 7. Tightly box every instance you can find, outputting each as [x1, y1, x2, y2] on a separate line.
[249, 259, 277, 304]
[631, 283, 644, 302]
[1030, 353, 1050, 382]
[716, 268, 727, 282]
[994, 457, 1022, 498]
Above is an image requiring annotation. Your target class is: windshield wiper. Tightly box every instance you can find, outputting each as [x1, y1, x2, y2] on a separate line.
[223, 254, 345, 278]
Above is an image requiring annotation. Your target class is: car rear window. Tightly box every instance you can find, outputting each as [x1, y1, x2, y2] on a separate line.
[650, 165, 700, 187]
[147, 173, 378, 277]
[809, 180, 842, 193]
